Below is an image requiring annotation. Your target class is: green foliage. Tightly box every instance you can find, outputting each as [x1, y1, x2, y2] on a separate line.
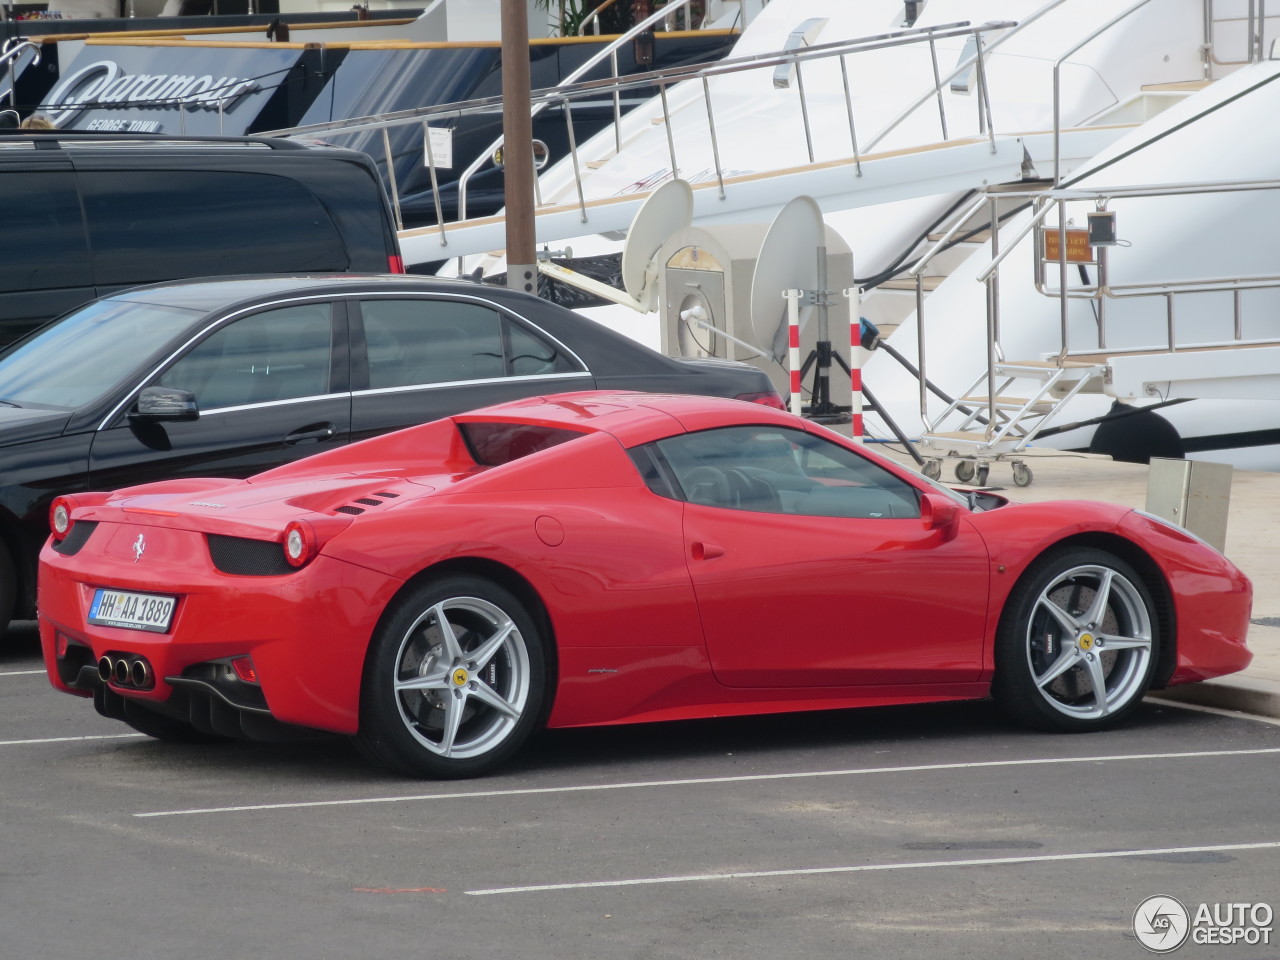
[533, 0, 598, 37]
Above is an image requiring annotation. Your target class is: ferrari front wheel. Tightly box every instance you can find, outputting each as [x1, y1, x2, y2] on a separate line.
[993, 547, 1158, 732]
[356, 576, 549, 778]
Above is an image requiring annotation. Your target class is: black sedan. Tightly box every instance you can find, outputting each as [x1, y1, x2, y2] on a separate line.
[0, 274, 781, 636]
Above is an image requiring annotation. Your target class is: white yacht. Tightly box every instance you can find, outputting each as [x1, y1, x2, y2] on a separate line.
[397, 0, 1280, 473]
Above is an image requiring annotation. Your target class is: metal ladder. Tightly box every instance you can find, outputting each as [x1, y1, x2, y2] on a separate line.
[917, 358, 1105, 487]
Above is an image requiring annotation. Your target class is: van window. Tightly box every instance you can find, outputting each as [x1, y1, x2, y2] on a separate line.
[0, 172, 91, 293]
[80, 171, 350, 286]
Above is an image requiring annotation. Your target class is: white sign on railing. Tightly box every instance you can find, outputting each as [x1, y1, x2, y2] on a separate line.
[424, 125, 453, 169]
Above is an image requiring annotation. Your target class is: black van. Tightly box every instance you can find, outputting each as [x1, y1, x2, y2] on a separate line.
[0, 132, 404, 345]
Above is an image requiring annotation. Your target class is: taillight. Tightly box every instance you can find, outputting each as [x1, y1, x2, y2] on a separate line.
[736, 390, 788, 411]
[388, 254, 406, 274]
[49, 493, 111, 542]
[283, 520, 317, 568]
[50, 497, 75, 541]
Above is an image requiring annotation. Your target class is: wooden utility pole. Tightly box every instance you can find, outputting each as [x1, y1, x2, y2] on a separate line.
[501, 0, 538, 296]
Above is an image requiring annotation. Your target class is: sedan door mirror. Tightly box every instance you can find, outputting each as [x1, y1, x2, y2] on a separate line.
[131, 385, 199, 422]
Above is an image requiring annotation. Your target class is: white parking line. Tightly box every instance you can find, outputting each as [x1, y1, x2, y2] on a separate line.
[0, 733, 145, 746]
[133, 746, 1280, 818]
[464, 840, 1280, 896]
[0, 669, 46, 677]
[1149, 696, 1280, 727]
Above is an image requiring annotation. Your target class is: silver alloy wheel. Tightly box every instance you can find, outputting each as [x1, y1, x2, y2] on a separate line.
[1023, 562, 1154, 720]
[392, 595, 532, 760]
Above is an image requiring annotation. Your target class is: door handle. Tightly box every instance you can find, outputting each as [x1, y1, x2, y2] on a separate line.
[285, 423, 337, 445]
[692, 541, 725, 561]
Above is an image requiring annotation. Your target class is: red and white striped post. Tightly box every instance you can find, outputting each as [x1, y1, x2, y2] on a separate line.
[845, 287, 865, 443]
[784, 289, 804, 416]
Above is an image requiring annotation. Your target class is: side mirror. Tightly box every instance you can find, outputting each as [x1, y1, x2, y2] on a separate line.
[130, 386, 199, 422]
[920, 491, 961, 531]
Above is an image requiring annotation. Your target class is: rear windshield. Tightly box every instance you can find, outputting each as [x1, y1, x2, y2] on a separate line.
[459, 422, 586, 466]
[0, 299, 201, 409]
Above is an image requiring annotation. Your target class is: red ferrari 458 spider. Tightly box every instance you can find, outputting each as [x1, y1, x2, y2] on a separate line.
[39, 391, 1252, 778]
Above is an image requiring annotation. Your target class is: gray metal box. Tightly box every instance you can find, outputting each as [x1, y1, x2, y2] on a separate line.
[1145, 457, 1233, 553]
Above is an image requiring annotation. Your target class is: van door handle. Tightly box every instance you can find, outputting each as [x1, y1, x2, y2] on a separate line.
[285, 423, 337, 445]
[692, 541, 725, 561]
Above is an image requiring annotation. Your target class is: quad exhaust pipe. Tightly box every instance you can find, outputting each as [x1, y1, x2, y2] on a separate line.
[98, 654, 152, 689]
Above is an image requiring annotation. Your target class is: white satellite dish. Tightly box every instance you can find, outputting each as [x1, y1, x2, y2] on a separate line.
[537, 179, 692, 314]
[621, 179, 694, 303]
[748, 195, 824, 349]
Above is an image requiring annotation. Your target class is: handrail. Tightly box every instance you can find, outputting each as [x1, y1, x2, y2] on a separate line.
[859, 0, 1082, 155]
[265, 22, 978, 138]
[1052, 0, 1161, 186]
[578, 0, 626, 36]
[974, 177, 1280, 374]
[1, 40, 40, 109]
[265, 18, 1002, 249]
[1207, 1, 1271, 66]
[453, 0, 705, 225]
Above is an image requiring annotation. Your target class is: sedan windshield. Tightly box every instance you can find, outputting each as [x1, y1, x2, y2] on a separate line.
[0, 299, 202, 409]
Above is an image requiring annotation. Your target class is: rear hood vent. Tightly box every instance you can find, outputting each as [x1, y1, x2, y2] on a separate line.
[334, 490, 400, 516]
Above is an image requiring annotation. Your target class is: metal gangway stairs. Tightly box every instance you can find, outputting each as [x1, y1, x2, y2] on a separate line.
[912, 170, 1280, 486]
[889, 0, 1280, 485]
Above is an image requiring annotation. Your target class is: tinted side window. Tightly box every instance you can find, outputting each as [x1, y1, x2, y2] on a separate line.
[360, 299, 506, 388]
[158, 303, 334, 410]
[507, 319, 580, 376]
[80, 171, 349, 286]
[0, 171, 90, 292]
[650, 425, 921, 518]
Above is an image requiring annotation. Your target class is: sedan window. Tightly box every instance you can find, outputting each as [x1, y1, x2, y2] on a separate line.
[362, 299, 505, 388]
[359, 298, 581, 389]
[158, 303, 333, 410]
[650, 425, 922, 519]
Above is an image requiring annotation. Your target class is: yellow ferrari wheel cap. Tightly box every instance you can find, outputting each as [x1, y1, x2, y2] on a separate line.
[452, 667, 470, 686]
[1079, 634, 1095, 651]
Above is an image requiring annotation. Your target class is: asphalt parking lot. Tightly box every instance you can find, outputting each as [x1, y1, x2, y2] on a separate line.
[3, 620, 1278, 960]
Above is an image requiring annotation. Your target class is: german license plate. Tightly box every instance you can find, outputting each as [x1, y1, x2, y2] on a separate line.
[88, 588, 176, 633]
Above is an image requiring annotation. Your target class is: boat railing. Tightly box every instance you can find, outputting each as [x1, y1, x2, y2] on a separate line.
[1052, 0, 1192, 186]
[899, 0, 1272, 429]
[971, 178, 1280, 371]
[451, 0, 707, 223]
[1208, 0, 1272, 67]
[577, 0, 633, 37]
[1, 39, 39, 108]
[266, 17, 1014, 251]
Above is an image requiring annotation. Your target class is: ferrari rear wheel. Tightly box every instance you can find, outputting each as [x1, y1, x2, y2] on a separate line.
[356, 576, 549, 779]
[993, 547, 1158, 732]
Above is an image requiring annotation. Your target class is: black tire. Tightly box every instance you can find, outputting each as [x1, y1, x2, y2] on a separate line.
[992, 547, 1159, 732]
[954, 460, 977, 483]
[0, 544, 14, 640]
[355, 576, 550, 779]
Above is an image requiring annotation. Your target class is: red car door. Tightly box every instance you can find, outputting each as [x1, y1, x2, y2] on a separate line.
[647, 424, 991, 688]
